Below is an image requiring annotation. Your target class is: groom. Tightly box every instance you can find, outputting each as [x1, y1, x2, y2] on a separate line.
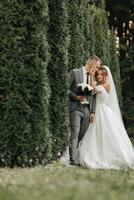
[68, 55, 102, 165]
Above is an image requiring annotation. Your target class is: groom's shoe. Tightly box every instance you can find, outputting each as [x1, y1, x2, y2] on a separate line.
[70, 161, 80, 166]
[69, 161, 75, 165]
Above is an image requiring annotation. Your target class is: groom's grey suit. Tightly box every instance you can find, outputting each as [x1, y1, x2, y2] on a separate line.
[68, 67, 96, 164]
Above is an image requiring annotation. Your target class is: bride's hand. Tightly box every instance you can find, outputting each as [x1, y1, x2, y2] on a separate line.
[90, 113, 95, 123]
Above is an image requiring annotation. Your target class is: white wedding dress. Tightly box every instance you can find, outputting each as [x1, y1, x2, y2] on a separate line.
[78, 84, 134, 169]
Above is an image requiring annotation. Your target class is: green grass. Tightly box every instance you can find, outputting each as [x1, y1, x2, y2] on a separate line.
[0, 163, 134, 200]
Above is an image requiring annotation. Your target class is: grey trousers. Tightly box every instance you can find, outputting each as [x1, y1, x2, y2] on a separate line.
[69, 105, 90, 164]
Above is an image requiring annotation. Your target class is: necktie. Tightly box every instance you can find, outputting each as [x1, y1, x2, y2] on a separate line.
[87, 73, 89, 84]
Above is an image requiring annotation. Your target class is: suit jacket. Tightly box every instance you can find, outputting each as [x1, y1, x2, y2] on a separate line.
[68, 67, 96, 112]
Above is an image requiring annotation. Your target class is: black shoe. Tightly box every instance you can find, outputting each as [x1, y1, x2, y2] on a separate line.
[70, 161, 80, 166]
[75, 163, 80, 166]
[69, 161, 75, 165]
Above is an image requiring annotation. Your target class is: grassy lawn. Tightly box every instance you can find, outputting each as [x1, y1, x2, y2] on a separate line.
[0, 163, 134, 200]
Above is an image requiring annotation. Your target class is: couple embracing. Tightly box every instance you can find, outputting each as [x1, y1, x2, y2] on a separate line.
[68, 55, 134, 169]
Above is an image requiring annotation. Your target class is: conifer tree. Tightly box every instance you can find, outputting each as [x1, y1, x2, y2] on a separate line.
[48, 0, 70, 159]
[90, 6, 111, 65]
[0, 0, 52, 166]
[68, 0, 86, 70]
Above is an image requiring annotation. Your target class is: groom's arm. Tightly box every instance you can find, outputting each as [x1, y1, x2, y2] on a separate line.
[91, 94, 96, 113]
[89, 94, 96, 123]
[68, 70, 86, 102]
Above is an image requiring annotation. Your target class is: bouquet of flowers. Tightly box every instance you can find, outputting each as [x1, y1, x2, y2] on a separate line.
[75, 83, 93, 96]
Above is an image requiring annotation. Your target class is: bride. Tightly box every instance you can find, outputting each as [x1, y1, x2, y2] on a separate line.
[78, 66, 134, 169]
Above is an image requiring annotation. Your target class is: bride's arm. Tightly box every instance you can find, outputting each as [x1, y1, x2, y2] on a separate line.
[102, 83, 110, 93]
[90, 76, 110, 93]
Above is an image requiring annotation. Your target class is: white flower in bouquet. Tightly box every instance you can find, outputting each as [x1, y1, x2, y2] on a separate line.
[76, 83, 93, 96]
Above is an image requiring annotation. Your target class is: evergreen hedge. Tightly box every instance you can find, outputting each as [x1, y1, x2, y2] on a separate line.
[89, 6, 111, 65]
[48, 0, 70, 159]
[0, 0, 52, 167]
[68, 0, 86, 70]
[68, 3, 111, 67]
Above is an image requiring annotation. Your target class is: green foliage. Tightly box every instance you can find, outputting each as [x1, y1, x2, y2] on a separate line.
[121, 13, 134, 135]
[109, 32, 123, 107]
[48, 0, 70, 159]
[89, 6, 111, 65]
[121, 44, 134, 136]
[88, 0, 106, 8]
[68, 0, 86, 70]
[83, 4, 95, 58]
[0, 0, 52, 166]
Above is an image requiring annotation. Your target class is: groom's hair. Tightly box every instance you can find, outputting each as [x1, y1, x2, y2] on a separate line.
[86, 55, 102, 65]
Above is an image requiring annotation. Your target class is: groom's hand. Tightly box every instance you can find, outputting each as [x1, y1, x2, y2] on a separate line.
[90, 113, 95, 123]
[75, 96, 86, 102]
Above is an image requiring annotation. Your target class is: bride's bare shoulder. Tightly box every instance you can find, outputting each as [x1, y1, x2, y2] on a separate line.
[102, 83, 110, 93]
